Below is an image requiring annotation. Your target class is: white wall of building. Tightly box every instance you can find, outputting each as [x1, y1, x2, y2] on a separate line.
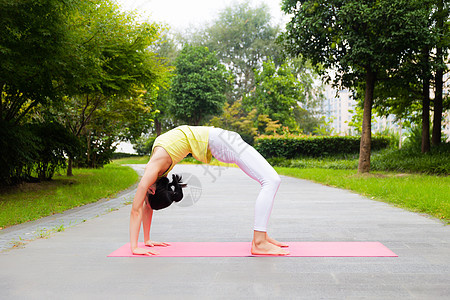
[322, 86, 356, 135]
[322, 85, 401, 136]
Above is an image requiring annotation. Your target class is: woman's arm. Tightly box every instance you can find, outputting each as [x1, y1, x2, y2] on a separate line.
[129, 166, 160, 255]
[129, 148, 172, 255]
[142, 195, 153, 243]
[142, 203, 171, 247]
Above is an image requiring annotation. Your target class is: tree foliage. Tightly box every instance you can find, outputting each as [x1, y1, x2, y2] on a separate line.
[170, 45, 230, 125]
[371, 0, 450, 150]
[202, 0, 283, 102]
[53, 0, 169, 170]
[145, 1, 324, 139]
[0, 0, 70, 124]
[151, 32, 178, 135]
[209, 99, 281, 144]
[243, 58, 323, 133]
[0, 0, 170, 183]
[244, 60, 301, 129]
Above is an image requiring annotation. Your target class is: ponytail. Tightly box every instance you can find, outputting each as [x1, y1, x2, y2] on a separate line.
[148, 174, 186, 210]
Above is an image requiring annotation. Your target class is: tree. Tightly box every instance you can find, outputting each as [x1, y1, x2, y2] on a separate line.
[421, 47, 432, 153]
[0, 0, 71, 124]
[369, 0, 449, 151]
[151, 31, 178, 136]
[243, 58, 324, 134]
[30, 122, 80, 180]
[209, 99, 280, 144]
[432, 0, 450, 146]
[372, 60, 423, 130]
[54, 0, 169, 173]
[243, 60, 305, 130]
[0, 0, 82, 184]
[201, 0, 283, 102]
[170, 45, 230, 125]
[281, 0, 432, 173]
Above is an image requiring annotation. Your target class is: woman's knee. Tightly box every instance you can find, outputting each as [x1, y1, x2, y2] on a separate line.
[263, 173, 281, 188]
[273, 174, 281, 186]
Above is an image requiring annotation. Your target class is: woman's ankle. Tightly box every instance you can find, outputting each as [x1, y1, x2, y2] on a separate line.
[252, 230, 268, 245]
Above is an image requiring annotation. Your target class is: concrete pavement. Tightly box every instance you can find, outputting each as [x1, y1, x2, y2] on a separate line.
[1, 164, 449, 299]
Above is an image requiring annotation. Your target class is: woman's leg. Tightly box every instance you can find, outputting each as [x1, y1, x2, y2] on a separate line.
[208, 128, 288, 255]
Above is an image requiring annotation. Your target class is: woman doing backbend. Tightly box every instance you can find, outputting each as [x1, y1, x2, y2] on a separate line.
[129, 125, 289, 256]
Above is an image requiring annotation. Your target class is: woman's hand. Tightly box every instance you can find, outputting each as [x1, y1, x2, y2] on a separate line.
[132, 247, 160, 256]
[145, 240, 171, 247]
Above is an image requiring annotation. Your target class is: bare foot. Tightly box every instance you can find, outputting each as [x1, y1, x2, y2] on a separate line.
[251, 240, 289, 256]
[266, 235, 289, 248]
[145, 240, 170, 247]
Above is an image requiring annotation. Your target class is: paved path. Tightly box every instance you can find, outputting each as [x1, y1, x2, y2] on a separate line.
[1, 164, 449, 299]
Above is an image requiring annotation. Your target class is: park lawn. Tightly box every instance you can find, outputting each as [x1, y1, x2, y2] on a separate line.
[112, 156, 237, 168]
[0, 164, 139, 228]
[112, 156, 150, 165]
[275, 167, 450, 224]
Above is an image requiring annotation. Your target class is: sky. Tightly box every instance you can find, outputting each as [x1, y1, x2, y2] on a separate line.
[116, 0, 289, 30]
[114, 0, 289, 153]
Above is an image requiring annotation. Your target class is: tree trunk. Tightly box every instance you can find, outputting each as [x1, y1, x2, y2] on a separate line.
[422, 80, 431, 153]
[155, 118, 162, 136]
[433, 61, 443, 146]
[421, 49, 431, 154]
[358, 69, 376, 174]
[86, 132, 92, 167]
[67, 158, 73, 177]
[432, 0, 444, 146]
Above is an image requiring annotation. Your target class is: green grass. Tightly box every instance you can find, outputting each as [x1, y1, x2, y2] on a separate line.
[112, 155, 237, 168]
[112, 156, 150, 165]
[275, 167, 450, 224]
[267, 144, 450, 175]
[0, 164, 139, 228]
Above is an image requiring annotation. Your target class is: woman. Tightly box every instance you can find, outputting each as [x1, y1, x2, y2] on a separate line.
[130, 125, 289, 256]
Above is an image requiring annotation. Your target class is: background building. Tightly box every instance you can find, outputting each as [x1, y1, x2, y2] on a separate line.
[322, 85, 401, 136]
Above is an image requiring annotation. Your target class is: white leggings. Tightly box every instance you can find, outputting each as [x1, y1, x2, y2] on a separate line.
[208, 128, 281, 232]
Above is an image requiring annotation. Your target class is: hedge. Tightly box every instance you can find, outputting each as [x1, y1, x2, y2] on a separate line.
[112, 152, 140, 159]
[254, 135, 391, 158]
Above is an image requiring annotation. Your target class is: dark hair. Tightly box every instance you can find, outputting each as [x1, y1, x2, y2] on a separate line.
[148, 174, 185, 210]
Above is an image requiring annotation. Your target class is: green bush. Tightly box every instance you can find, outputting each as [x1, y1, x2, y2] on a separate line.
[0, 121, 80, 185]
[31, 122, 80, 180]
[371, 144, 450, 175]
[133, 136, 156, 156]
[112, 152, 140, 159]
[255, 135, 391, 159]
[0, 121, 39, 184]
[267, 155, 359, 170]
[73, 132, 115, 169]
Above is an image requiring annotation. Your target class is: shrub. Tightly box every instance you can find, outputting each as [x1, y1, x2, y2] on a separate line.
[73, 132, 115, 169]
[31, 122, 80, 180]
[0, 121, 39, 184]
[0, 121, 80, 185]
[112, 152, 140, 159]
[254, 135, 391, 159]
[267, 155, 359, 170]
[133, 136, 156, 156]
[371, 144, 450, 175]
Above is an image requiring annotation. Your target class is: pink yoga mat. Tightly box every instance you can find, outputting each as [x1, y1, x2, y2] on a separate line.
[108, 242, 397, 257]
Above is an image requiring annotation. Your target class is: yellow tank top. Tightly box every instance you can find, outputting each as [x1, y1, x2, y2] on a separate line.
[152, 125, 213, 176]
